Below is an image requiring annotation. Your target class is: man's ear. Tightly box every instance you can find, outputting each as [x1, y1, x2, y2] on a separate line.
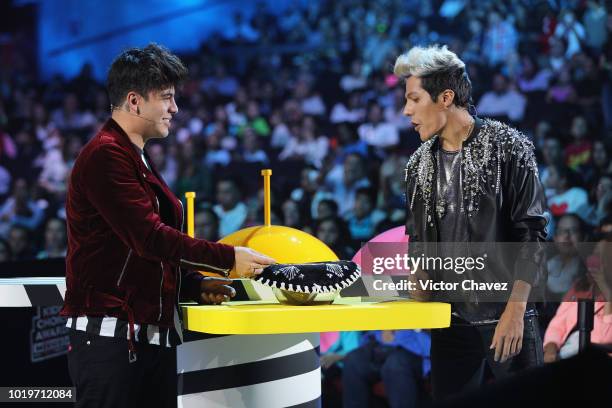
[126, 91, 140, 114]
[438, 89, 455, 109]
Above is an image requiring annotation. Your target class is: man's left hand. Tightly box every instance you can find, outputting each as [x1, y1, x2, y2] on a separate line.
[199, 277, 236, 305]
[490, 303, 525, 363]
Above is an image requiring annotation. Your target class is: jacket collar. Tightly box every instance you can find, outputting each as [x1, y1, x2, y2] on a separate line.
[103, 118, 159, 178]
[427, 115, 482, 153]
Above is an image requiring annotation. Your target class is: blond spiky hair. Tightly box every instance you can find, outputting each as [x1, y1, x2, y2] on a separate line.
[394, 44, 465, 78]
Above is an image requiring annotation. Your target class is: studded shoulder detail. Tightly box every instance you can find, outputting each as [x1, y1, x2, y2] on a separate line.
[404, 119, 538, 223]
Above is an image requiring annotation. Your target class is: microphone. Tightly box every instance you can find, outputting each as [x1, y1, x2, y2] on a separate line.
[110, 104, 168, 125]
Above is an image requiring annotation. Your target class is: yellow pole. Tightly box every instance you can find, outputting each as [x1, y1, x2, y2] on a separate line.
[185, 192, 196, 238]
[261, 169, 272, 226]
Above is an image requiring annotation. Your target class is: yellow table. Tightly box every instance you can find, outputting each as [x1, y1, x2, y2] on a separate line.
[177, 298, 450, 408]
[183, 298, 450, 334]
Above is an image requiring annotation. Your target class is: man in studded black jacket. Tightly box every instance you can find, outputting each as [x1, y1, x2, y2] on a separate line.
[395, 45, 548, 398]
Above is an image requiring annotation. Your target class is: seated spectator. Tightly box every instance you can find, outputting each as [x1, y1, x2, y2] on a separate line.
[546, 68, 577, 104]
[147, 143, 178, 191]
[540, 136, 564, 200]
[547, 213, 588, 300]
[175, 138, 213, 201]
[583, 1, 608, 52]
[345, 187, 386, 242]
[50, 92, 96, 131]
[543, 238, 612, 363]
[206, 132, 233, 171]
[278, 116, 329, 168]
[0, 178, 45, 238]
[581, 174, 612, 226]
[315, 216, 354, 260]
[384, 88, 412, 131]
[213, 178, 248, 237]
[330, 92, 366, 124]
[195, 207, 220, 242]
[548, 37, 568, 74]
[290, 167, 331, 223]
[482, 11, 518, 67]
[269, 108, 292, 148]
[340, 60, 367, 92]
[343, 330, 431, 408]
[546, 165, 588, 217]
[281, 199, 303, 229]
[201, 63, 240, 98]
[517, 55, 552, 93]
[317, 199, 339, 221]
[31, 103, 60, 151]
[36, 217, 67, 259]
[332, 123, 368, 165]
[7, 225, 33, 261]
[358, 103, 399, 148]
[590, 140, 612, 180]
[325, 153, 371, 215]
[241, 127, 269, 164]
[476, 74, 526, 123]
[294, 79, 326, 116]
[574, 54, 601, 119]
[564, 116, 592, 170]
[39, 134, 82, 200]
[238, 101, 270, 137]
[553, 10, 585, 58]
[225, 88, 249, 129]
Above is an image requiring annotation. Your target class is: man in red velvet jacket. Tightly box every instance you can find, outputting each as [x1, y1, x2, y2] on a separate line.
[60, 43, 275, 408]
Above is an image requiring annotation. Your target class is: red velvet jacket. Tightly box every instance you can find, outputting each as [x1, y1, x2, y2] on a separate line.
[60, 119, 235, 333]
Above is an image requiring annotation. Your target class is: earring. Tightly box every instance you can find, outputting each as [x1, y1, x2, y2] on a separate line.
[136, 106, 140, 115]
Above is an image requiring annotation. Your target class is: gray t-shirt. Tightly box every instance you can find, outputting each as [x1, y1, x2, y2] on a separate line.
[435, 146, 480, 322]
[435, 148, 468, 244]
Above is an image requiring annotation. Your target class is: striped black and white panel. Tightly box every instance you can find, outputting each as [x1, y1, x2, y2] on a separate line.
[0, 278, 66, 306]
[0, 278, 260, 306]
[177, 332, 321, 408]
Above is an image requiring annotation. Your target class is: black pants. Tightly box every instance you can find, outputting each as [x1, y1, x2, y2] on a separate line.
[430, 314, 543, 399]
[67, 330, 177, 408]
[342, 342, 423, 408]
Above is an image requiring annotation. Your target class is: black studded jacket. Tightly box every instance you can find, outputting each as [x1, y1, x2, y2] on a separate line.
[404, 117, 548, 323]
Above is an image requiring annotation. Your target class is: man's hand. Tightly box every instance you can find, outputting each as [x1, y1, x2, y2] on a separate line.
[232, 246, 276, 278]
[199, 277, 236, 305]
[490, 302, 525, 362]
[543, 343, 559, 364]
[490, 280, 531, 362]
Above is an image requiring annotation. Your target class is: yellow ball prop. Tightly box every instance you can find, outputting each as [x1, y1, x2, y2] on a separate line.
[219, 225, 339, 278]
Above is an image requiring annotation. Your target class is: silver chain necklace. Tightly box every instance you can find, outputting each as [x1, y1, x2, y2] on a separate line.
[435, 120, 474, 219]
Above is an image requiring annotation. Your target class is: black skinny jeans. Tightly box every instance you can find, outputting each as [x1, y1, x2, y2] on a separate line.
[430, 314, 544, 399]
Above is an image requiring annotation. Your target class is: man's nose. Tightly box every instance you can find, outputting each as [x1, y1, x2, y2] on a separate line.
[403, 103, 413, 117]
[169, 98, 178, 114]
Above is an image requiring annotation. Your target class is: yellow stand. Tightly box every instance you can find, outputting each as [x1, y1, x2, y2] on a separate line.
[261, 169, 272, 227]
[185, 191, 195, 238]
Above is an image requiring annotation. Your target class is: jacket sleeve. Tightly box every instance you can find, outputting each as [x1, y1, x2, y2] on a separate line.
[405, 171, 423, 260]
[83, 142, 235, 272]
[504, 138, 548, 287]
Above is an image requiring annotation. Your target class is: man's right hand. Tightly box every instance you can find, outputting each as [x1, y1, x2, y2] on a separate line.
[232, 246, 276, 278]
